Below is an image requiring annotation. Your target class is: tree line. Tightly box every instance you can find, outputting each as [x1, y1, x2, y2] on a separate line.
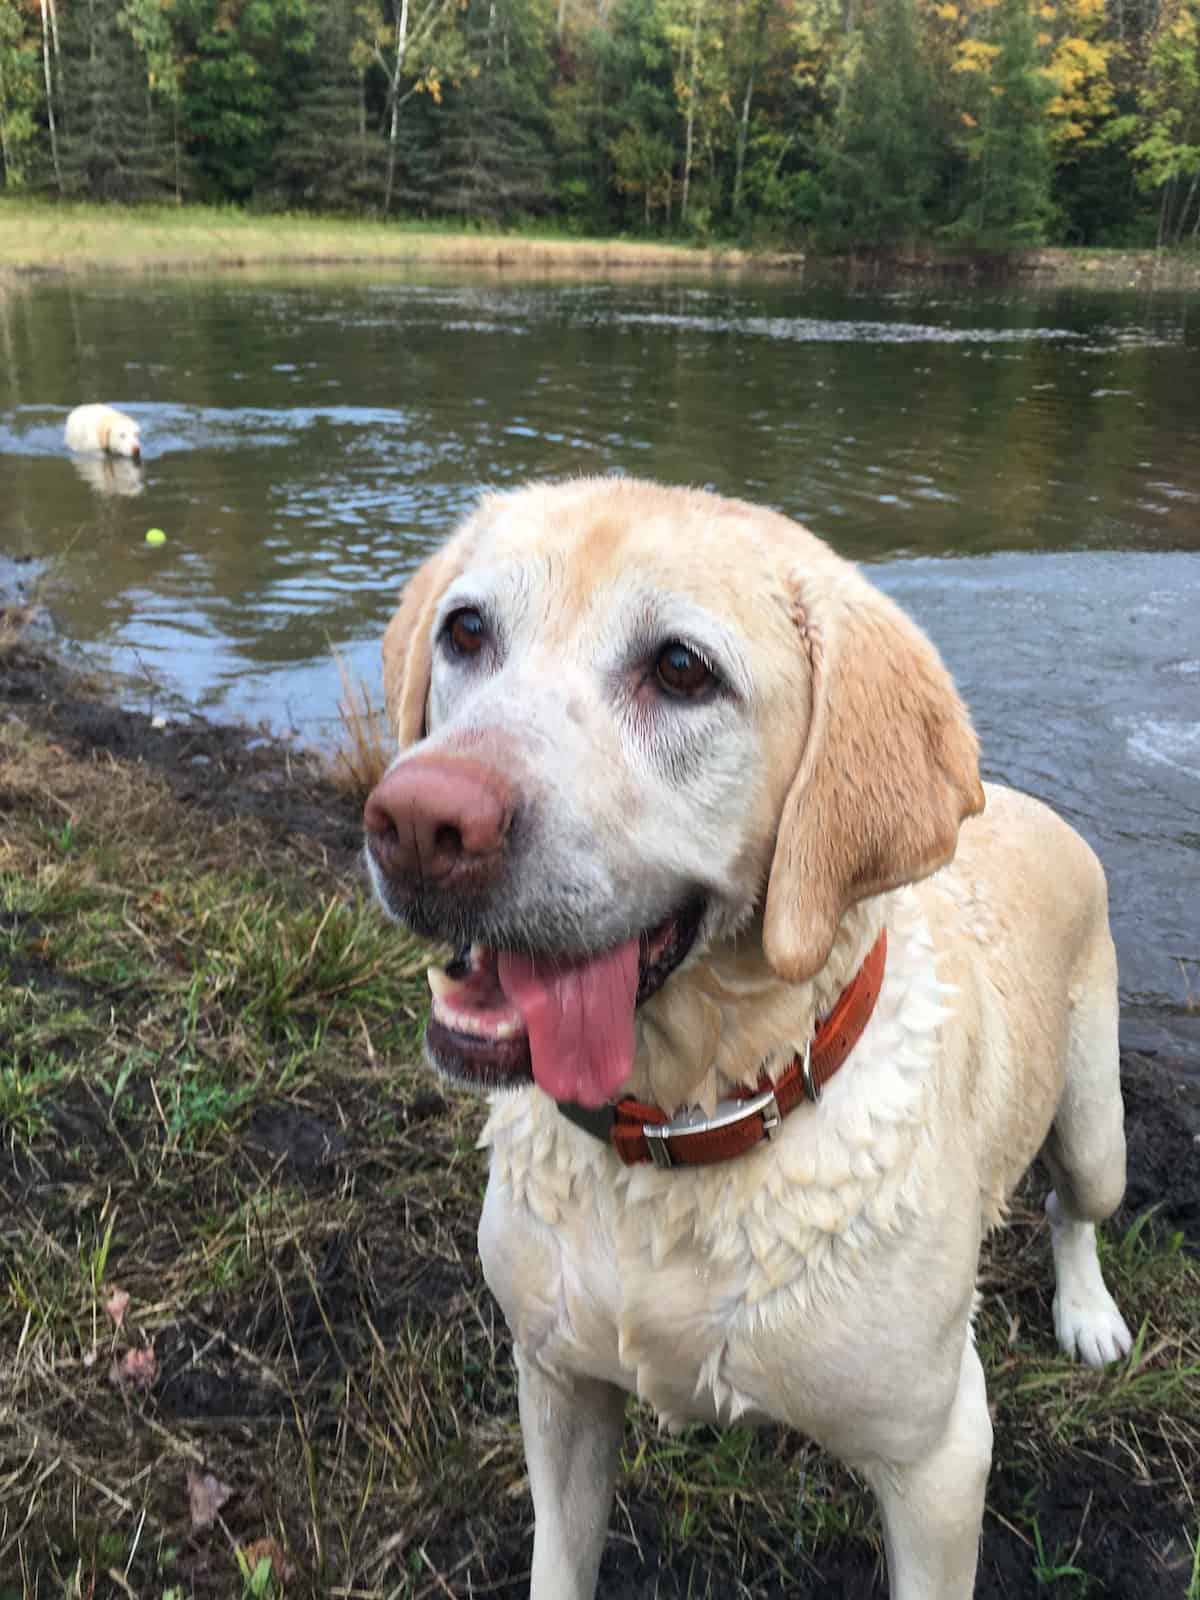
[0, 0, 1197, 248]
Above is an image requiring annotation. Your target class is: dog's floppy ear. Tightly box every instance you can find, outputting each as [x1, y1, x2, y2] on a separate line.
[381, 542, 465, 748]
[763, 576, 984, 983]
[99, 416, 111, 451]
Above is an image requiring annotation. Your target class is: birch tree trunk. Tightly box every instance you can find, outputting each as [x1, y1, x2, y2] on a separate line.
[384, 0, 410, 213]
[732, 0, 770, 218]
[38, 0, 62, 193]
[732, 68, 754, 217]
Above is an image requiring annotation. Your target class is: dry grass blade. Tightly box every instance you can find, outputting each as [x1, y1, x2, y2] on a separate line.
[329, 649, 392, 803]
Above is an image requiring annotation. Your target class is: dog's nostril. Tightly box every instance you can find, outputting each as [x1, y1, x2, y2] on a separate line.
[434, 823, 464, 858]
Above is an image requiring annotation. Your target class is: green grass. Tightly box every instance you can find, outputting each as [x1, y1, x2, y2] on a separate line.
[1, 648, 1198, 1598]
[4, 198, 1198, 289]
[0, 197, 737, 279]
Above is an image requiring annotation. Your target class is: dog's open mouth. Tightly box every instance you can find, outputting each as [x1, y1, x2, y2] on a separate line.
[425, 900, 706, 1107]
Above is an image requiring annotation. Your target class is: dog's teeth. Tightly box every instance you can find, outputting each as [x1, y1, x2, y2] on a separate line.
[427, 965, 464, 1000]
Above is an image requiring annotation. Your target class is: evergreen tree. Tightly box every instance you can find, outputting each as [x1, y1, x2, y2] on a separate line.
[56, 0, 175, 198]
[119, 0, 191, 201]
[954, 0, 1055, 245]
[269, 0, 384, 209]
[421, 0, 554, 218]
[816, 0, 942, 246]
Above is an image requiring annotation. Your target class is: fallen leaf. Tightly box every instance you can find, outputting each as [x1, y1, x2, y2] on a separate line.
[110, 1342, 158, 1391]
[187, 1468, 234, 1531]
[239, 1537, 294, 1583]
[104, 1287, 130, 1329]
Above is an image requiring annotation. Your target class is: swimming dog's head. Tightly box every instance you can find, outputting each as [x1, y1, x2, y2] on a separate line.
[102, 413, 142, 461]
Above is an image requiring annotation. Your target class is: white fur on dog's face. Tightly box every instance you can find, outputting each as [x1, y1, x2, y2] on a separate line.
[107, 419, 142, 458]
[374, 477, 982, 984]
[372, 485, 812, 962]
[422, 570, 785, 953]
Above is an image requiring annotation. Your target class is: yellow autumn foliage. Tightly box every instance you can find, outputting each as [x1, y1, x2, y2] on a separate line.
[953, 36, 1001, 73]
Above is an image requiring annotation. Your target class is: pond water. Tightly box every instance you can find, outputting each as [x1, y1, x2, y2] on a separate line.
[1, 267, 1197, 1055]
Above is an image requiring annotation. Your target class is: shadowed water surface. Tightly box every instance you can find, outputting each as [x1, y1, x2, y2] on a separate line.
[1, 268, 1197, 1052]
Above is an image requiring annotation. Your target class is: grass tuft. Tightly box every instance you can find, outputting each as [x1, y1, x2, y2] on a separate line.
[330, 653, 392, 804]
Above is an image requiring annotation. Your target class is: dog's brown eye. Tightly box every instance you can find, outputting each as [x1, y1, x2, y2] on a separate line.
[446, 608, 487, 658]
[655, 642, 713, 698]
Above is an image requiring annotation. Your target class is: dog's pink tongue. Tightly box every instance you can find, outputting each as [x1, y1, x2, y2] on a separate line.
[496, 940, 639, 1107]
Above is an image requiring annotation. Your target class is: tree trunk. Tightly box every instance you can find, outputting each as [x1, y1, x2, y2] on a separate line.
[733, 0, 770, 218]
[0, 49, 11, 184]
[732, 68, 753, 217]
[38, 0, 63, 193]
[384, 0, 411, 213]
[680, 0, 701, 223]
[1173, 167, 1199, 245]
[173, 101, 182, 202]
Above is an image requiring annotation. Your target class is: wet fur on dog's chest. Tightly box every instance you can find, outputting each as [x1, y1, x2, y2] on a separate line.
[479, 891, 950, 1436]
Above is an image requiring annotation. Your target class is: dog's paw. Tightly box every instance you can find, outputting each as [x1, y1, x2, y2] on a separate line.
[1046, 1194, 1134, 1368]
[1052, 1285, 1133, 1368]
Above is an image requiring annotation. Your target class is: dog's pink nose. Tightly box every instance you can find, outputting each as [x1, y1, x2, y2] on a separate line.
[364, 755, 512, 886]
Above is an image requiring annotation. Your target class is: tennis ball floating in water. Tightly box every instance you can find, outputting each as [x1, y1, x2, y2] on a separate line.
[145, 528, 166, 546]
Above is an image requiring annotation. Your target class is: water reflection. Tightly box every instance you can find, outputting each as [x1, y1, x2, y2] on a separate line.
[70, 453, 146, 498]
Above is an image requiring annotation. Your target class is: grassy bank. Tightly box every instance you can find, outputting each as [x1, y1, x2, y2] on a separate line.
[3, 198, 1200, 287]
[0, 200, 749, 280]
[2, 641, 1199, 1599]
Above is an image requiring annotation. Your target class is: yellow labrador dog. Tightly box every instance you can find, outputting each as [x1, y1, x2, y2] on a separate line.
[64, 403, 142, 460]
[364, 478, 1131, 1600]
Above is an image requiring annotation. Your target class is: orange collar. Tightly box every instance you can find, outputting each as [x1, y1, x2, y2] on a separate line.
[557, 929, 888, 1168]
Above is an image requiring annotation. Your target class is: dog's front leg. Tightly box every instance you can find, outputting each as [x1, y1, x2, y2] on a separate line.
[861, 1337, 993, 1599]
[517, 1347, 625, 1600]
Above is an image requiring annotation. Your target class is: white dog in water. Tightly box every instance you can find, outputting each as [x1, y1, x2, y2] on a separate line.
[64, 404, 142, 460]
[364, 477, 1133, 1600]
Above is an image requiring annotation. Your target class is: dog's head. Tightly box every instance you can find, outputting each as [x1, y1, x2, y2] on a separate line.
[365, 478, 982, 1107]
[101, 413, 142, 461]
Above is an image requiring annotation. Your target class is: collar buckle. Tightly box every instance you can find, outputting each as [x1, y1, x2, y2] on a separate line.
[643, 1086, 782, 1169]
[800, 1038, 821, 1104]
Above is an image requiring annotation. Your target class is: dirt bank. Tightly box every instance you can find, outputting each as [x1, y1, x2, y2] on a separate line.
[2, 640, 1197, 1599]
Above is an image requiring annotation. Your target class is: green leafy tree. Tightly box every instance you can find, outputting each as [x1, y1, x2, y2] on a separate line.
[177, 0, 315, 200]
[550, 0, 678, 229]
[1119, 0, 1200, 243]
[0, 0, 41, 186]
[353, 0, 471, 212]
